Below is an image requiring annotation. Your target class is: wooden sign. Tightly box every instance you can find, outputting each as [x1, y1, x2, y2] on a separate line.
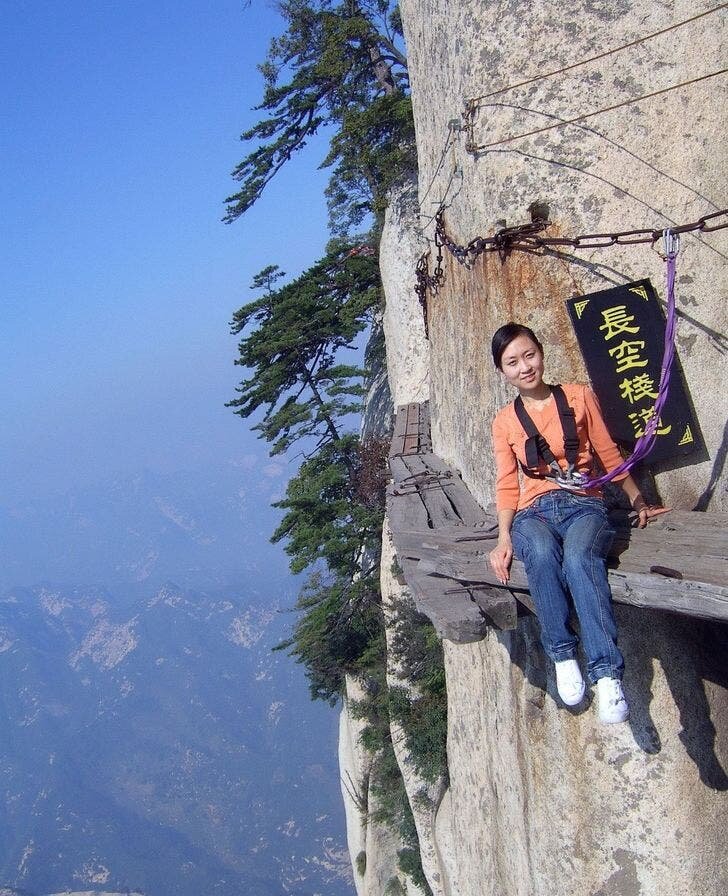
[566, 279, 703, 463]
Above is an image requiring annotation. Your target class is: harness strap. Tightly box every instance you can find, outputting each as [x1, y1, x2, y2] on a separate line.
[513, 384, 580, 480]
[551, 384, 579, 467]
[514, 395, 555, 470]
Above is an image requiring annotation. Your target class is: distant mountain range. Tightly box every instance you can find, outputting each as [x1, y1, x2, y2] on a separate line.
[0, 465, 353, 895]
[0, 582, 352, 895]
[0, 890, 142, 896]
[0, 889, 144, 896]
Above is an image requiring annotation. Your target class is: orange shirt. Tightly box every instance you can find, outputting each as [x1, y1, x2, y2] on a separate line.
[492, 383, 627, 512]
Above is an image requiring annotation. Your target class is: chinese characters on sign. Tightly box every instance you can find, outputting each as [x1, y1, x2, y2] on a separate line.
[567, 279, 703, 464]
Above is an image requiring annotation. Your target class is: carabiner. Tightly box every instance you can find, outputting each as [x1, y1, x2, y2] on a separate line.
[653, 228, 680, 261]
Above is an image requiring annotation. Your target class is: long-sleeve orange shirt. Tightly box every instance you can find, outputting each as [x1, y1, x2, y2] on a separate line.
[492, 383, 627, 513]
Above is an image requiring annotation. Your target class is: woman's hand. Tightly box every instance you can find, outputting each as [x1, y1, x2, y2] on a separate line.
[489, 537, 513, 585]
[620, 474, 671, 529]
[632, 502, 671, 529]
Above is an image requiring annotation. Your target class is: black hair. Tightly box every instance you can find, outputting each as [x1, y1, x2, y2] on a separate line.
[491, 322, 543, 369]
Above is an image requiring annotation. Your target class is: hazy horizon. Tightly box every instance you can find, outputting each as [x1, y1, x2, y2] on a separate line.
[2, 0, 332, 508]
[1, 5, 355, 893]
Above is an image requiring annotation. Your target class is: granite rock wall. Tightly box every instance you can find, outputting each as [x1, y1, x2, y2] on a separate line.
[356, 3, 728, 894]
[401, 0, 727, 514]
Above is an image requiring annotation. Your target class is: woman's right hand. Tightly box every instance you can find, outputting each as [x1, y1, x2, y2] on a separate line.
[489, 537, 513, 585]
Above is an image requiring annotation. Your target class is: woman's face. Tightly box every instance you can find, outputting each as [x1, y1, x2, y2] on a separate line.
[498, 334, 545, 392]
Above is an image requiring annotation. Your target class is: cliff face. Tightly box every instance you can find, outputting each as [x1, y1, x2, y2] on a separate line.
[338, 182, 433, 896]
[340, 2, 728, 894]
[402, 0, 727, 516]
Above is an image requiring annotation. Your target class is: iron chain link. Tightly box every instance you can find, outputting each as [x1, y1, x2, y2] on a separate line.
[433, 208, 728, 258]
[414, 208, 728, 336]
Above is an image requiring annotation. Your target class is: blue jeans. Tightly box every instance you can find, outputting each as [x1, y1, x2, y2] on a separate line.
[511, 491, 623, 683]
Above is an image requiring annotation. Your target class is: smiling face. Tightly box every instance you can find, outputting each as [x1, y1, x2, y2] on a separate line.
[498, 333, 546, 395]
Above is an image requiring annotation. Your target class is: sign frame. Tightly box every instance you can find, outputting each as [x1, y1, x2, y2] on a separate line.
[566, 278, 703, 464]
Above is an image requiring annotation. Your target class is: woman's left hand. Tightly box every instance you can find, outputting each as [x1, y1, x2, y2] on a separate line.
[633, 504, 671, 529]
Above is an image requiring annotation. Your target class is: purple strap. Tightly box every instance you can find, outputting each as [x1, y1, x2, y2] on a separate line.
[580, 230, 679, 489]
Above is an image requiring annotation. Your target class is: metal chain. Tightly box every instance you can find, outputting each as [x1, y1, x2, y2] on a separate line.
[414, 208, 728, 335]
[414, 227, 446, 337]
[434, 208, 728, 259]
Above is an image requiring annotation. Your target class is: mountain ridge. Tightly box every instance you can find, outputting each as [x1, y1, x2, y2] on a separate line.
[0, 578, 351, 895]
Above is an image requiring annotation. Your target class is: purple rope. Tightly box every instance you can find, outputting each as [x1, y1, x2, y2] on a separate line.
[580, 229, 679, 489]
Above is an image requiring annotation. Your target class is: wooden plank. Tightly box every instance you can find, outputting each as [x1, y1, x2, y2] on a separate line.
[607, 572, 728, 622]
[466, 586, 518, 630]
[393, 523, 498, 544]
[390, 403, 423, 457]
[393, 407, 408, 433]
[414, 541, 728, 594]
[609, 550, 727, 587]
[418, 403, 432, 451]
[607, 510, 728, 585]
[399, 558, 488, 643]
[402, 433, 420, 455]
[386, 487, 430, 533]
[414, 450, 451, 475]
[439, 480, 490, 525]
[417, 552, 525, 588]
[403, 556, 517, 633]
[398, 452, 489, 526]
[389, 407, 410, 457]
[610, 514, 728, 549]
[390, 455, 454, 494]
[391, 402, 433, 457]
[398, 452, 439, 477]
[415, 551, 728, 623]
[407, 453, 488, 525]
[390, 529, 497, 559]
[406, 404, 424, 455]
[398, 455, 463, 528]
[389, 454, 414, 484]
[395, 512, 728, 588]
[610, 529, 728, 554]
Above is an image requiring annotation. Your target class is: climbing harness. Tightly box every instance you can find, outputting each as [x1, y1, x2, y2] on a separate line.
[514, 384, 591, 491]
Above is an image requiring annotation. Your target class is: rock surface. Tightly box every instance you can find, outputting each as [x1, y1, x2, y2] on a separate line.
[401, 0, 727, 515]
[380, 179, 431, 407]
[441, 612, 728, 896]
[338, 675, 416, 896]
[381, 524, 448, 896]
[342, 2, 728, 894]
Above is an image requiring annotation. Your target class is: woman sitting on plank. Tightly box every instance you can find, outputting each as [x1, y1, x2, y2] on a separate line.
[488, 322, 668, 724]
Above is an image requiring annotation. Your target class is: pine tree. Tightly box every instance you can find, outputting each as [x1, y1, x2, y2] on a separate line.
[228, 9, 432, 884]
[225, 0, 414, 234]
[228, 243, 379, 457]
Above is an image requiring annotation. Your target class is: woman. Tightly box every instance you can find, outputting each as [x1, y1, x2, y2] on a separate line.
[488, 322, 668, 724]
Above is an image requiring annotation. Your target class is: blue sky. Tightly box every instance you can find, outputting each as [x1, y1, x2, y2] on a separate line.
[1, 1, 332, 502]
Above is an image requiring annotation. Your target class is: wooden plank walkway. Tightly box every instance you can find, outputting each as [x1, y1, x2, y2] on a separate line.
[387, 402, 728, 643]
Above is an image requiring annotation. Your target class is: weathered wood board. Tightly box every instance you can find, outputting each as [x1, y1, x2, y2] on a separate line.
[390, 401, 432, 458]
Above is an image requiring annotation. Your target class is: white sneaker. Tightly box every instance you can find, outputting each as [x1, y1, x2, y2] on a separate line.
[554, 659, 585, 706]
[596, 677, 630, 724]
